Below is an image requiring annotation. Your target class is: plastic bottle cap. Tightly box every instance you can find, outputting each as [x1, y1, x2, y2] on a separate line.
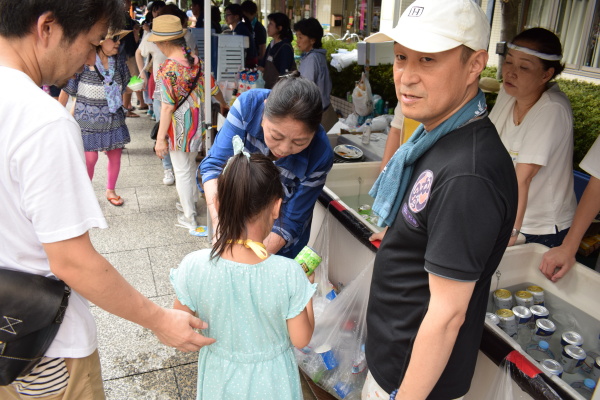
[584, 378, 596, 389]
[539, 340, 549, 349]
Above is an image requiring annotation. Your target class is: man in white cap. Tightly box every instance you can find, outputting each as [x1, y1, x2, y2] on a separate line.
[364, 0, 518, 398]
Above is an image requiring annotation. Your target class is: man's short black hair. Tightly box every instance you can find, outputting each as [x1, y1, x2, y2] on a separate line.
[240, 1, 258, 16]
[0, 0, 124, 43]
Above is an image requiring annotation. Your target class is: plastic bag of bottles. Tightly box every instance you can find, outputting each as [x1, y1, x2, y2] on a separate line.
[295, 210, 373, 399]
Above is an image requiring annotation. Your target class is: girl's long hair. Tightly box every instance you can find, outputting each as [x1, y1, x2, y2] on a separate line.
[211, 153, 284, 259]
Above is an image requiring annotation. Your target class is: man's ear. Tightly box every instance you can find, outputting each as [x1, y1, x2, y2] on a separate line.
[468, 50, 489, 85]
[36, 12, 59, 47]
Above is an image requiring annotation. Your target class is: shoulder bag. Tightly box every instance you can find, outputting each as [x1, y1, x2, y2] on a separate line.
[0, 269, 70, 385]
[150, 65, 202, 140]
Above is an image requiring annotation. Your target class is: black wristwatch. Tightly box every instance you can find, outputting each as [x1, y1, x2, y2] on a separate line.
[511, 228, 520, 237]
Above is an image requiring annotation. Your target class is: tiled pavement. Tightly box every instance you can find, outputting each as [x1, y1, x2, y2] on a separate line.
[87, 106, 318, 399]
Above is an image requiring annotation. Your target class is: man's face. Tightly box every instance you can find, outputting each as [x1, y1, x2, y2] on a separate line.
[393, 43, 476, 131]
[44, 21, 108, 88]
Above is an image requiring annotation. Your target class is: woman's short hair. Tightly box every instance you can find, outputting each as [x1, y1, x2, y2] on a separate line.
[293, 18, 324, 49]
[511, 28, 565, 79]
[267, 12, 293, 42]
[264, 71, 323, 134]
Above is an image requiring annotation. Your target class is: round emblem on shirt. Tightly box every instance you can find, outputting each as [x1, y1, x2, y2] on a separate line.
[408, 170, 433, 213]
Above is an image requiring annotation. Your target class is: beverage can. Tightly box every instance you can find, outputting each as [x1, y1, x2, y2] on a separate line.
[485, 312, 500, 325]
[530, 305, 549, 320]
[561, 331, 584, 347]
[512, 306, 532, 325]
[533, 319, 556, 341]
[526, 285, 545, 306]
[496, 309, 517, 337]
[294, 246, 322, 276]
[515, 290, 534, 307]
[560, 344, 586, 373]
[493, 289, 513, 310]
[315, 344, 339, 370]
[580, 350, 600, 375]
[592, 356, 600, 379]
[540, 358, 563, 378]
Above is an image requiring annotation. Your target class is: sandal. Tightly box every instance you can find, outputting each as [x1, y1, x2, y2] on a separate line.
[107, 196, 124, 206]
[126, 111, 139, 118]
[138, 105, 149, 110]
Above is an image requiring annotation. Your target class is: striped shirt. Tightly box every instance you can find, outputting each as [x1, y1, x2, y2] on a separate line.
[200, 89, 333, 258]
[12, 357, 69, 397]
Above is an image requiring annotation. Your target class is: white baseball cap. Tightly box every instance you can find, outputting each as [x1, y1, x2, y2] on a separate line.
[366, 0, 490, 53]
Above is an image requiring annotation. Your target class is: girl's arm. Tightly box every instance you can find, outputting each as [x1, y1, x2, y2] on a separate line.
[286, 298, 314, 349]
[286, 274, 315, 348]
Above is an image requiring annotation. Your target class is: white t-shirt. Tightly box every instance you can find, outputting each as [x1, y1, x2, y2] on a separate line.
[490, 83, 577, 235]
[0, 67, 107, 358]
[391, 103, 404, 130]
[580, 136, 600, 179]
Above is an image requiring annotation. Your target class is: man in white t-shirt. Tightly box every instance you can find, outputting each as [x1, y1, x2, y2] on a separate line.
[0, 1, 214, 398]
[540, 136, 600, 281]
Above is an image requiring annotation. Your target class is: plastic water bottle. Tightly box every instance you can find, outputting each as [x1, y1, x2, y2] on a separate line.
[526, 340, 555, 362]
[570, 378, 596, 399]
[383, 101, 389, 115]
[362, 119, 372, 145]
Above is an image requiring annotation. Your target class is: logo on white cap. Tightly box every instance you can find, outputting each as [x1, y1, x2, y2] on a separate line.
[408, 6, 424, 17]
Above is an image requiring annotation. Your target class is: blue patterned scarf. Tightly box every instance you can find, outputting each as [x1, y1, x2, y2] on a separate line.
[95, 54, 122, 113]
[369, 90, 488, 227]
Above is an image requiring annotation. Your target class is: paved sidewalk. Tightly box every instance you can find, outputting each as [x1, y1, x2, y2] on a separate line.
[86, 106, 317, 399]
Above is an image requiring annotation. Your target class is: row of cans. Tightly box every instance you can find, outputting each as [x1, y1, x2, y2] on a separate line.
[493, 286, 545, 310]
[539, 346, 599, 376]
[487, 305, 552, 338]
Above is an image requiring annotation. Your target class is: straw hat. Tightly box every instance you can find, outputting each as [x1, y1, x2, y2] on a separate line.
[104, 29, 131, 42]
[147, 15, 186, 42]
[479, 77, 501, 94]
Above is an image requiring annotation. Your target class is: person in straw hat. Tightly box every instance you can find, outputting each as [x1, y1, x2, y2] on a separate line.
[149, 14, 221, 231]
[60, 29, 134, 207]
[363, 0, 518, 398]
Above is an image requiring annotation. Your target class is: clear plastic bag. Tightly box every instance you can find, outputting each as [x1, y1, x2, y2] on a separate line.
[352, 72, 373, 117]
[295, 211, 374, 399]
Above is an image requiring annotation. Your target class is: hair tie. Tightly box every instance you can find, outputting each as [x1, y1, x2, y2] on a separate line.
[223, 135, 251, 173]
[507, 43, 562, 61]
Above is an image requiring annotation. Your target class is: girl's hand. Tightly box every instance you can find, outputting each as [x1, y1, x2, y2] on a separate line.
[155, 139, 169, 159]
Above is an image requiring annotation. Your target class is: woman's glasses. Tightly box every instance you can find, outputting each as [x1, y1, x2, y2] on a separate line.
[107, 35, 121, 42]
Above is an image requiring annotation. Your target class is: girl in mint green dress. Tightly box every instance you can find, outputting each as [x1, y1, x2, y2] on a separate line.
[170, 139, 316, 400]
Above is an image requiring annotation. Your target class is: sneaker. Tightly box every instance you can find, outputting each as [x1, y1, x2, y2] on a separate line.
[163, 169, 175, 185]
[176, 212, 197, 230]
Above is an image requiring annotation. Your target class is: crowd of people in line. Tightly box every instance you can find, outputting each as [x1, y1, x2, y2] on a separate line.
[0, 0, 598, 399]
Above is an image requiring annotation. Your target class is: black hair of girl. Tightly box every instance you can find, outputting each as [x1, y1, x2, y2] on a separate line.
[212, 153, 284, 259]
[511, 28, 565, 79]
[267, 12, 293, 42]
[264, 71, 323, 134]
[293, 18, 323, 49]
[170, 37, 195, 67]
